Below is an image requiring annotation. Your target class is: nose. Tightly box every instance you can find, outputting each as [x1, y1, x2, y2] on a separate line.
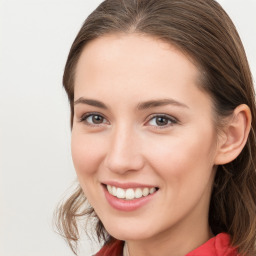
[104, 125, 145, 175]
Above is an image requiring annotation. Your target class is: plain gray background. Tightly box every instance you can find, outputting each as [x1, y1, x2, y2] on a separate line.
[0, 0, 255, 255]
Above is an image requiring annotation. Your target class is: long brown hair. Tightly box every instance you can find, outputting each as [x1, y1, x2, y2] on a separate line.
[55, 0, 256, 255]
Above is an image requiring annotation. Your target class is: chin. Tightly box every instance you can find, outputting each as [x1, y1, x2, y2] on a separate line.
[103, 220, 156, 241]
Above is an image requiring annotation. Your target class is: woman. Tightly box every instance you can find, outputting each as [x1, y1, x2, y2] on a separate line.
[55, 0, 256, 255]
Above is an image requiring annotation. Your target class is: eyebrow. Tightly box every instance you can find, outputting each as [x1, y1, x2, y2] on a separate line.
[73, 97, 189, 110]
[74, 97, 108, 109]
[137, 98, 189, 110]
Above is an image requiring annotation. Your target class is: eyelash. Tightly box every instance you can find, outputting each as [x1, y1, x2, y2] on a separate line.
[80, 112, 109, 127]
[79, 112, 179, 129]
[146, 114, 178, 129]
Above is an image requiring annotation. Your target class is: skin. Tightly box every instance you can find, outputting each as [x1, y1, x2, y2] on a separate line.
[71, 33, 250, 256]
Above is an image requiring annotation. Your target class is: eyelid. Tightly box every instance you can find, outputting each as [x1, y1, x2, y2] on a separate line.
[145, 113, 179, 128]
[78, 112, 178, 128]
[79, 112, 110, 126]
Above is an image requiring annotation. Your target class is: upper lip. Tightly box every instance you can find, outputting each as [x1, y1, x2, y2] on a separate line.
[102, 181, 158, 189]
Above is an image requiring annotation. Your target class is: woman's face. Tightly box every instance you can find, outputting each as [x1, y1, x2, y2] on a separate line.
[72, 34, 219, 243]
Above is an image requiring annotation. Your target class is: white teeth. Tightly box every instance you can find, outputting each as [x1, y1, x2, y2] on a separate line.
[106, 185, 157, 200]
[116, 188, 125, 199]
[125, 188, 135, 200]
[150, 187, 156, 194]
[142, 187, 149, 196]
[135, 188, 143, 198]
[107, 185, 112, 194]
[112, 186, 117, 196]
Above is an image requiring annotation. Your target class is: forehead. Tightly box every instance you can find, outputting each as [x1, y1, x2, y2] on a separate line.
[75, 34, 200, 86]
[74, 33, 211, 113]
[78, 33, 196, 69]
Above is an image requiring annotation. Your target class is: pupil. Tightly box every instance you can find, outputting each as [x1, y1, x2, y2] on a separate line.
[93, 115, 103, 124]
[156, 117, 168, 126]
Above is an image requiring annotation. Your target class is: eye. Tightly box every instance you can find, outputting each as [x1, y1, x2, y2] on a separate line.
[146, 114, 178, 128]
[80, 113, 109, 126]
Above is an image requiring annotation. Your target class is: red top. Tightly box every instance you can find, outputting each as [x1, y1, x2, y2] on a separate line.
[95, 233, 239, 256]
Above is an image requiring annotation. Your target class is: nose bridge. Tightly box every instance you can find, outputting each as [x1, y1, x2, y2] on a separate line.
[105, 122, 144, 174]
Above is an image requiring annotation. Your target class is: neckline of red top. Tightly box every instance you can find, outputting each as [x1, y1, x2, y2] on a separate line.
[94, 232, 238, 256]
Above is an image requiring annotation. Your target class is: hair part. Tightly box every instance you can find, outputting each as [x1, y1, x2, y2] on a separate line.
[56, 0, 256, 255]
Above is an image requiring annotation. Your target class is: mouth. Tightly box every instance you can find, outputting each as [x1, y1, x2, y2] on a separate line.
[104, 184, 159, 200]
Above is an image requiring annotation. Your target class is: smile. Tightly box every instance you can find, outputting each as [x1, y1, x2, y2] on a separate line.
[106, 185, 157, 200]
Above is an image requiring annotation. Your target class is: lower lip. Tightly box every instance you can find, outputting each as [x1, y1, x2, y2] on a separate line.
[103, 186, 157, 211]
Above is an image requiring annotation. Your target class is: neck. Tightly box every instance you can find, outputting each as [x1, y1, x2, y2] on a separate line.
[126, 208, 213, 256]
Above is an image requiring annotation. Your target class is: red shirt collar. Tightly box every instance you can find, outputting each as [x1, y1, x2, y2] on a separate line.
[95, 233, 238, 256]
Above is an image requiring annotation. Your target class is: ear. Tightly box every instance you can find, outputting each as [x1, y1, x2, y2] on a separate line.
[214, 104, 252, 165]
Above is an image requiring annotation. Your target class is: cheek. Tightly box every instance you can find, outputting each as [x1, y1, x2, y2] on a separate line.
[146, 128, 216, 180]
[71, 131, 105, 177]
[71, 131, 108, 205]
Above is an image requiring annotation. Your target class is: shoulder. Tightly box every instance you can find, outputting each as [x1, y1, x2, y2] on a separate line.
[186, 233, 239, 256]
